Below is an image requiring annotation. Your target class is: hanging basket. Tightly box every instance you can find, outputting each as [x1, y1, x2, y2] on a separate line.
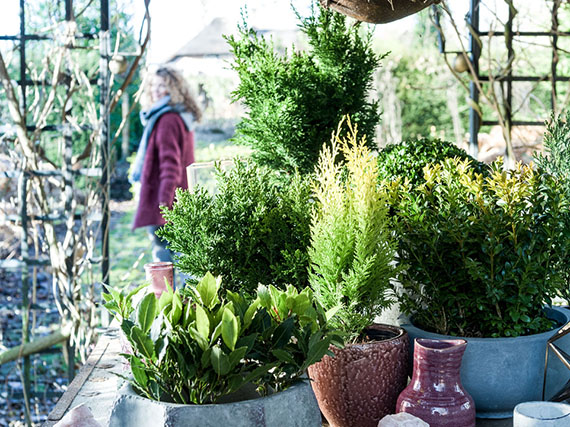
[319, 0, 438, 24]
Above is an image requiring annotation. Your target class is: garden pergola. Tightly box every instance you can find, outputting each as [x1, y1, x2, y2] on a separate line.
[449, 0, 569, 159]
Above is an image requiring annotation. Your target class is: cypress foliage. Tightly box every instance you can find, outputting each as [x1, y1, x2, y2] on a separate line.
[226, 5, 384, 175]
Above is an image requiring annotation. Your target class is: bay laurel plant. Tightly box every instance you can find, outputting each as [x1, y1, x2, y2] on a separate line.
[157, 160, 312, 294]
[389, 158, 570, 338]
[103, 273, 341, 404]
[308, 117, 399, 343]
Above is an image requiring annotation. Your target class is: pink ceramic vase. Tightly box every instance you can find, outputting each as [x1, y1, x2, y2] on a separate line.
[144, 261, 174, 298]
[397, 338, 476, 427]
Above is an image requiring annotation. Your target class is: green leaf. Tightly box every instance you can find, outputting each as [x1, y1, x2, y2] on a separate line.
[197, 272, 219, 309]
[257, 285, 271, 309]
[149, 313, 164, 342]
[222, 308, 239, 351]
[271, 317, 294, 348]
[170, 292, 183, 325]
[131, 361, 149, 388]
[271, 349, 296, 364]
[188, 326, 209, 351]
[210, 322, 223, 345]
[103, 285, 121, 304]
[241, 362, 279, 385]
[129, 326, 155, 360]
[228, 346, 248, 369]
[158, 290, 173, 313]
[302, 336, 332, 370]
[155, 336, 169, 364]
[325, 305, 341, 322]
[210, 346, 231, 376]
[244, 298, 260, 329]
[201, 347, 212, 368]
[127, 283, 149, 300]
[182, 299, 195, 328]
[235, 333, 257, 354]
[196, 304, 210, 340]
[136, 293, 157, 334]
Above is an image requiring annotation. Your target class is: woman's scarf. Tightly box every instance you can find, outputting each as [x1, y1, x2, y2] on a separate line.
[129, 95, 195, 183]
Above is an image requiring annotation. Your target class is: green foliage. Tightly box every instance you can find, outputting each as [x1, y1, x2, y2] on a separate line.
[157, 160, 312, 294]
[377, 137, 487, 186]
[534, 111, 570, 199]
[309, 118, 399, 342]
[226, 5, 383, 175]
[104, 273, 341, 404]
[389, 55, 466, 141]
[389, 158, 570, 337]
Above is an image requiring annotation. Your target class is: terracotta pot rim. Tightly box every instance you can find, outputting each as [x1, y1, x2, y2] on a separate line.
[415, 338, 467, 352]
[144, 261, 173, 269]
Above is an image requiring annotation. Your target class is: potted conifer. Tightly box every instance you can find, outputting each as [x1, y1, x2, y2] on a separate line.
[103, 273, 341, 427]
[307, 117, 409, 427]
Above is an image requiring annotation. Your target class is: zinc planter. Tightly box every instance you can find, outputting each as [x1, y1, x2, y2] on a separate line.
[108, 380, 321, 427]
[400, 307, 570, 419]
[308, 324, 409, 427]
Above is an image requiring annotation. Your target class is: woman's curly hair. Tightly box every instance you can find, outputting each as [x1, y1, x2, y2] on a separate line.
[142, 66, 202, 122]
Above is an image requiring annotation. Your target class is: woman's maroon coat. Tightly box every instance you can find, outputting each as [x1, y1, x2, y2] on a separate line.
[133, 112, 194, 229]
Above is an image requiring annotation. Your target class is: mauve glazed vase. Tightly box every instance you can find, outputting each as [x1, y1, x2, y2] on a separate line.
[308, 324, 409, 427]
[397, 338, 475, 427]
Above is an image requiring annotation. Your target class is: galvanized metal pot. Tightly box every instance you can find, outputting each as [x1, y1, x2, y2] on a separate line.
[401, 307, 570, 419]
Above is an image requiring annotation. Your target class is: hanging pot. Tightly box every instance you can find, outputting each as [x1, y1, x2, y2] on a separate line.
[319, 0, 438, 24]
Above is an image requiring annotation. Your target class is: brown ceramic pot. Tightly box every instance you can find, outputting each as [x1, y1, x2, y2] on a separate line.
[319, 0, 438, 24]
[308, 324, 409, 427]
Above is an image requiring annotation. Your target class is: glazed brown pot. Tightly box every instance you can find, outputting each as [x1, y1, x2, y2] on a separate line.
[308, 324, 409, 427]
[319, 0, 438, 24]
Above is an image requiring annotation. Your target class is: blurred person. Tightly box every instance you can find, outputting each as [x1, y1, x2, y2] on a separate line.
[130, 66, 202, 263]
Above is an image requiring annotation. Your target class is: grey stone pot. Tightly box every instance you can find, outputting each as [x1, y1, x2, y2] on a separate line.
[108, 380, 321, 427]
[400, 307, 570, 419]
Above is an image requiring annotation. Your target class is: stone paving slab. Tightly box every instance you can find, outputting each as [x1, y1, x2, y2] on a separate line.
[42, 328, 125, 427]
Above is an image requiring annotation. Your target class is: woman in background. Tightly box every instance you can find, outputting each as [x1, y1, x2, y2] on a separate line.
[130, 66, 202, 262]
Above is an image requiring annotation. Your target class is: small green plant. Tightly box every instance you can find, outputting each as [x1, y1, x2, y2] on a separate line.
[103, 273, 341, 404]
[377, 137, 487, 186]
[226, 4, 383, 175]
[308, 118, 399, 343]
[534, 111, 570, 199]
[157, 160, 312, 294]
[390, 157, 570, 337]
